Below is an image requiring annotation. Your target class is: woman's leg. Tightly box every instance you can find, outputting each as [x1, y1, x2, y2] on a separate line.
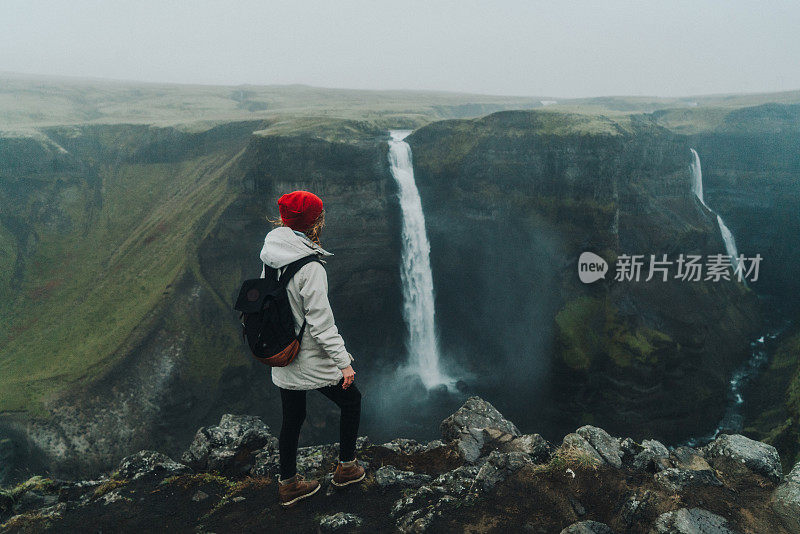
[316, 379, 362, 462]
[278, 387, 307, 480]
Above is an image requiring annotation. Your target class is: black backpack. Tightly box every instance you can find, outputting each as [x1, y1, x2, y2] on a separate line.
[234, 255, 320, 367]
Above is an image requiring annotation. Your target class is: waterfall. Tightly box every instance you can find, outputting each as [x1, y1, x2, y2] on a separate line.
[388, 130, 454, 390]
[690, 149, 741, 272]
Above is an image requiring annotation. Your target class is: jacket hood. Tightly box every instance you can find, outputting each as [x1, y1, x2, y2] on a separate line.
[260, 226, 333, 268]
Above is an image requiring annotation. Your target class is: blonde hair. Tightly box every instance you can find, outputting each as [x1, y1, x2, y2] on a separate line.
[269, 210, 326, 246]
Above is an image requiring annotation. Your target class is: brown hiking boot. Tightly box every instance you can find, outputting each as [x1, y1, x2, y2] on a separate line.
[277, 473, 320, 507]
[331, 459, 366, 487]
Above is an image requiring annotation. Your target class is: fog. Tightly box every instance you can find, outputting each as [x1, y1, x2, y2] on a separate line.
[1, 0, 799, 98]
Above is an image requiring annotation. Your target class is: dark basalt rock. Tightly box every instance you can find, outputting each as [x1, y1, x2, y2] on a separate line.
[2, 395, 792, 534]
[632, 439, 671, 473]
[560, 520, 617, 534]
[650, 507, 738, 534]
[654, 467, 723, 493]
[576, 425, 624, 468]
[115, 450, 190, 481]
[771, 460, 800, 533]
[318, 512, 364, 533]
[440, 396, 522, 463]
[181, 414, 277, 475]
[702, 433, 783, 483]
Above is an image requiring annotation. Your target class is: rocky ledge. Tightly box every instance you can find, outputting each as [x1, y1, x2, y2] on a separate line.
[1, 396, 798, 533]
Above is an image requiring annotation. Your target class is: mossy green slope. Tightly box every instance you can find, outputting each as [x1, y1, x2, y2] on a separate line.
[0, 127, 246, 415]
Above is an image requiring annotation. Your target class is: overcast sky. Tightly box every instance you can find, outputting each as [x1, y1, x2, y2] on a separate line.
[2, 0, 799, 98]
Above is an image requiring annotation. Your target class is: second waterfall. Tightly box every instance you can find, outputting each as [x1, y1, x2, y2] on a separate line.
[388, 130, 454, 390]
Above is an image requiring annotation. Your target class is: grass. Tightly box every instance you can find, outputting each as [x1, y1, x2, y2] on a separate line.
[0, 138, 243, 414]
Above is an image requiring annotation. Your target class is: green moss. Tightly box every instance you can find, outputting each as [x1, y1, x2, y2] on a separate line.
[745, 329, 800, 471]
[92, 479, 128, 499]
[0, 476, 57, 502]
[555, 296, 605, 370]
[555, 295, 674, 370]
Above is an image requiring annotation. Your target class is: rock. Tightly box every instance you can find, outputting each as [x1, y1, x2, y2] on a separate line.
[669, 446, 712, 471]
[374, 466, 432, 488]
[561, 433, 604, 464]
[568, 495, 586, 516]
[13, 491, 58, 514]
[429, 465, 481, 496]
[116, 450, 190, 481]
[576, 426, 623, 468]
[498, 433, 554, 463]
[191, 490, 209, 502]
[632, 440, 670, 472]
[473, 451, 533, 492]
[560, 520, 616, 534]
[440, 396, 521, 463]
[654, 467, 723, 493]
[620, 489, 656, 528]
[620, 438, 644, 467]
[181, 414, 277, 475]
[771, 461, 800, 533]
[650, 507, 737, 534]
[318, 512, 363, 533]
[378, 438, 446, 455]
[702, 434, 782, 483]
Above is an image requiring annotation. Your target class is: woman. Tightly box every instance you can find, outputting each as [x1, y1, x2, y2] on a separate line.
[259, 190, 365, 508]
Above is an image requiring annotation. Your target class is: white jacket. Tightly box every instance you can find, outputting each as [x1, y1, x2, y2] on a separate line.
[259, 226, 354, 390]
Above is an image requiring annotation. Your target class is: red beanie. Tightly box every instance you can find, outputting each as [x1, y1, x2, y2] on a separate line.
[278, 191, 324, 231]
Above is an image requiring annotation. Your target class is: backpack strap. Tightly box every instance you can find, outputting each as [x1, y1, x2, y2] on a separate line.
[276, 255, 321, 341]
[277, 255, 321, 287]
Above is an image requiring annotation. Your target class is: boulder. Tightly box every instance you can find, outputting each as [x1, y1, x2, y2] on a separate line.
[472, 450, 533, 492]
[632, 440, 670, 472]
[620, 489, 656, 528]
[771, 461, 800, 534]
[650, 507, 737, 534]
[561, 433, 604, 464]
[669, 446, 712, 471]
[620, 438, 644, 465]
[560, 520, 616, 534]
[429, 464, 482, 496]
[440, 396, 521, 463]
[318, 512, 364, 533]
[115, 450, 190, 481]
[702, 434, 782, 483]
[374, 466, 432, 489]
[576, 426, 623, 468]
[498, 433, 554, 463]
[654, 467, 723, 493]
[181, 414, 277, 475]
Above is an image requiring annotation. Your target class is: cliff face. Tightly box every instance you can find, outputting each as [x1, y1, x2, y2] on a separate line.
[0, 121, 403, 482]
[681, 104, 800, 309]
[408, 110, 761, 444]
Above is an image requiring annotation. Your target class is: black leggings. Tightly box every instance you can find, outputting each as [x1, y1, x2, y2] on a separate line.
[278, 378, 362, 479]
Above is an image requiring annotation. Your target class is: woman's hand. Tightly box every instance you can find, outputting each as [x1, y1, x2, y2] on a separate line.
[340, 365, 355, 389]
